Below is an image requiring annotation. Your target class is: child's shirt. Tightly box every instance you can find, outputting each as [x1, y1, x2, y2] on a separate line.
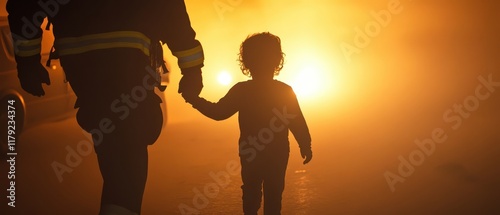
[190, 79, 311, 160]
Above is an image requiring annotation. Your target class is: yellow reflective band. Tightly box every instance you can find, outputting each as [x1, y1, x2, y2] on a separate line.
[58, 42, 150, 56]
[57, 31, 150, 45]
[173, 45, 204, 69]
[56, 31, 151, 57]
[16, 47, 41, 57]
[178, 57, 204, 69]
[172, 45, 202, 58]
[16, 37, 42, 47]
[15, 37, 42, 57]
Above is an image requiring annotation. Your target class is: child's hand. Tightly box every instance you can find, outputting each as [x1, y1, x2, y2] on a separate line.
[300, 147, 313, 165]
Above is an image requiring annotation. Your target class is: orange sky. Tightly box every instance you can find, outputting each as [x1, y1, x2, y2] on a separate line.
[162, 0, 500, 125]
[2, 0, 499, 126]
[1, 2, 499, 213]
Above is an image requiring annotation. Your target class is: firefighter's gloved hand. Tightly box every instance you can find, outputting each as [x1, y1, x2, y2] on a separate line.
[178, 67, 203, 96]
[181, 91, 198, 104]
[300, 147, 313, 165]
[17, 60, 51, 97]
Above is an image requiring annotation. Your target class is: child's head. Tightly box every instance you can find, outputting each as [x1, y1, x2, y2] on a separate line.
[238, 32, 284, 77]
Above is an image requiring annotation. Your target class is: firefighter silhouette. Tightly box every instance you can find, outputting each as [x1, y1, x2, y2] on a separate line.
[183, 32, 313, 215]
[7, 0, 204, 214]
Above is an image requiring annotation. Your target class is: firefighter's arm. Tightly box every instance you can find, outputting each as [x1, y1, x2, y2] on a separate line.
[6, 0, 51, 97]
[161, 0, 204, 95]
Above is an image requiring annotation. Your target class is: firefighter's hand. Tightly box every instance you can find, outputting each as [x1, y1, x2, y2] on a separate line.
[181, 91, 198, 104]
[178, 68, 203, 96]
[300, 147, 313, 165]
[17, 62, 51, 97]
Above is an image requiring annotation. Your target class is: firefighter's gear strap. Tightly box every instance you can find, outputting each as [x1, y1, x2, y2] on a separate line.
[172, 44, 204, 69]
[14, 37, 42, 57]
[150, 40, 169, 92]
[46, 45, 58, 67]
[54, 31, 151, 57]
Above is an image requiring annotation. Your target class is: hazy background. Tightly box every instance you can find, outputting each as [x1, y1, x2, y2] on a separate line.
[1, 0, 499, 214]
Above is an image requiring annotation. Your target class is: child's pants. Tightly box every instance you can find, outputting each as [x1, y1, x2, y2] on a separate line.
[240, 151, 289, 215]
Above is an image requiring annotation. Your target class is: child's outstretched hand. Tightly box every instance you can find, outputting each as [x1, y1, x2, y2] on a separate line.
[300, 147, 313, 165]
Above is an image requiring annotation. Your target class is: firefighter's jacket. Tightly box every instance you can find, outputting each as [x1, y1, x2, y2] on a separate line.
[6, 0, 204, 71]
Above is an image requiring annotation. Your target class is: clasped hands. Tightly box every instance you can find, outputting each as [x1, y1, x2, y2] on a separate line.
[178, 68, 203, 103]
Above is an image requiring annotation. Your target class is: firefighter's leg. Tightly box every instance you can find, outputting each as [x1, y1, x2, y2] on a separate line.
[95, 134, 148, 214]
[100, 204, 139, 215]
[262, 152, 289, 215]
[60, 49, 163, 214]
[240, 157, 265, 215]
[95, 81, 162, 214]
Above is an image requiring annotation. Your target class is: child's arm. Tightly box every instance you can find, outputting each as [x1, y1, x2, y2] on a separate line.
[286, 88, 313, 164]
[183, 84, 241, 121]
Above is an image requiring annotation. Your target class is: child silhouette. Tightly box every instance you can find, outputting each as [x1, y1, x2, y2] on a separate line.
[183, 32, 312, 215]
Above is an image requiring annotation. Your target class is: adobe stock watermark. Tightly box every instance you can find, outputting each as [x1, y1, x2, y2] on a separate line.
[213, 0, 243, 21]
[178, 160, 241, 215]
[178, 105, 296, 214]
[340, 0, 405, 64]
[4, 0, 70, 207]
[384, 73, 500, 192]
[50, 65, 161, 183]
[239, 106, 297, 162]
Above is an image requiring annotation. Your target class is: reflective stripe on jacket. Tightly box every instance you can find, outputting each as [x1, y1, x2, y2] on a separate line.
[172, 44, 204, 69]
[55, 31, 151, 57]
[15, 37, 42, 57]
[54, 30, 204, 69]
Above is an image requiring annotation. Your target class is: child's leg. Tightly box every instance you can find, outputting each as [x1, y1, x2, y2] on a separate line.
[262, 152, 289, 215]
[240, 158, 265, 215]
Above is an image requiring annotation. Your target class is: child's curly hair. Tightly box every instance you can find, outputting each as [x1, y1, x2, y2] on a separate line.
[238, 32, 285, 77]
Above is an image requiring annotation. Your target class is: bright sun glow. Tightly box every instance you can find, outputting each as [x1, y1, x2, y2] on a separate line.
[284, 55, 335, 100]
[291, 65, 323, 97]
[217, 70, 233, 86]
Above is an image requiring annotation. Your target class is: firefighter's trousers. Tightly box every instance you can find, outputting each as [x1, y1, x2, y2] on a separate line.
[60, 48, 163, 214]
